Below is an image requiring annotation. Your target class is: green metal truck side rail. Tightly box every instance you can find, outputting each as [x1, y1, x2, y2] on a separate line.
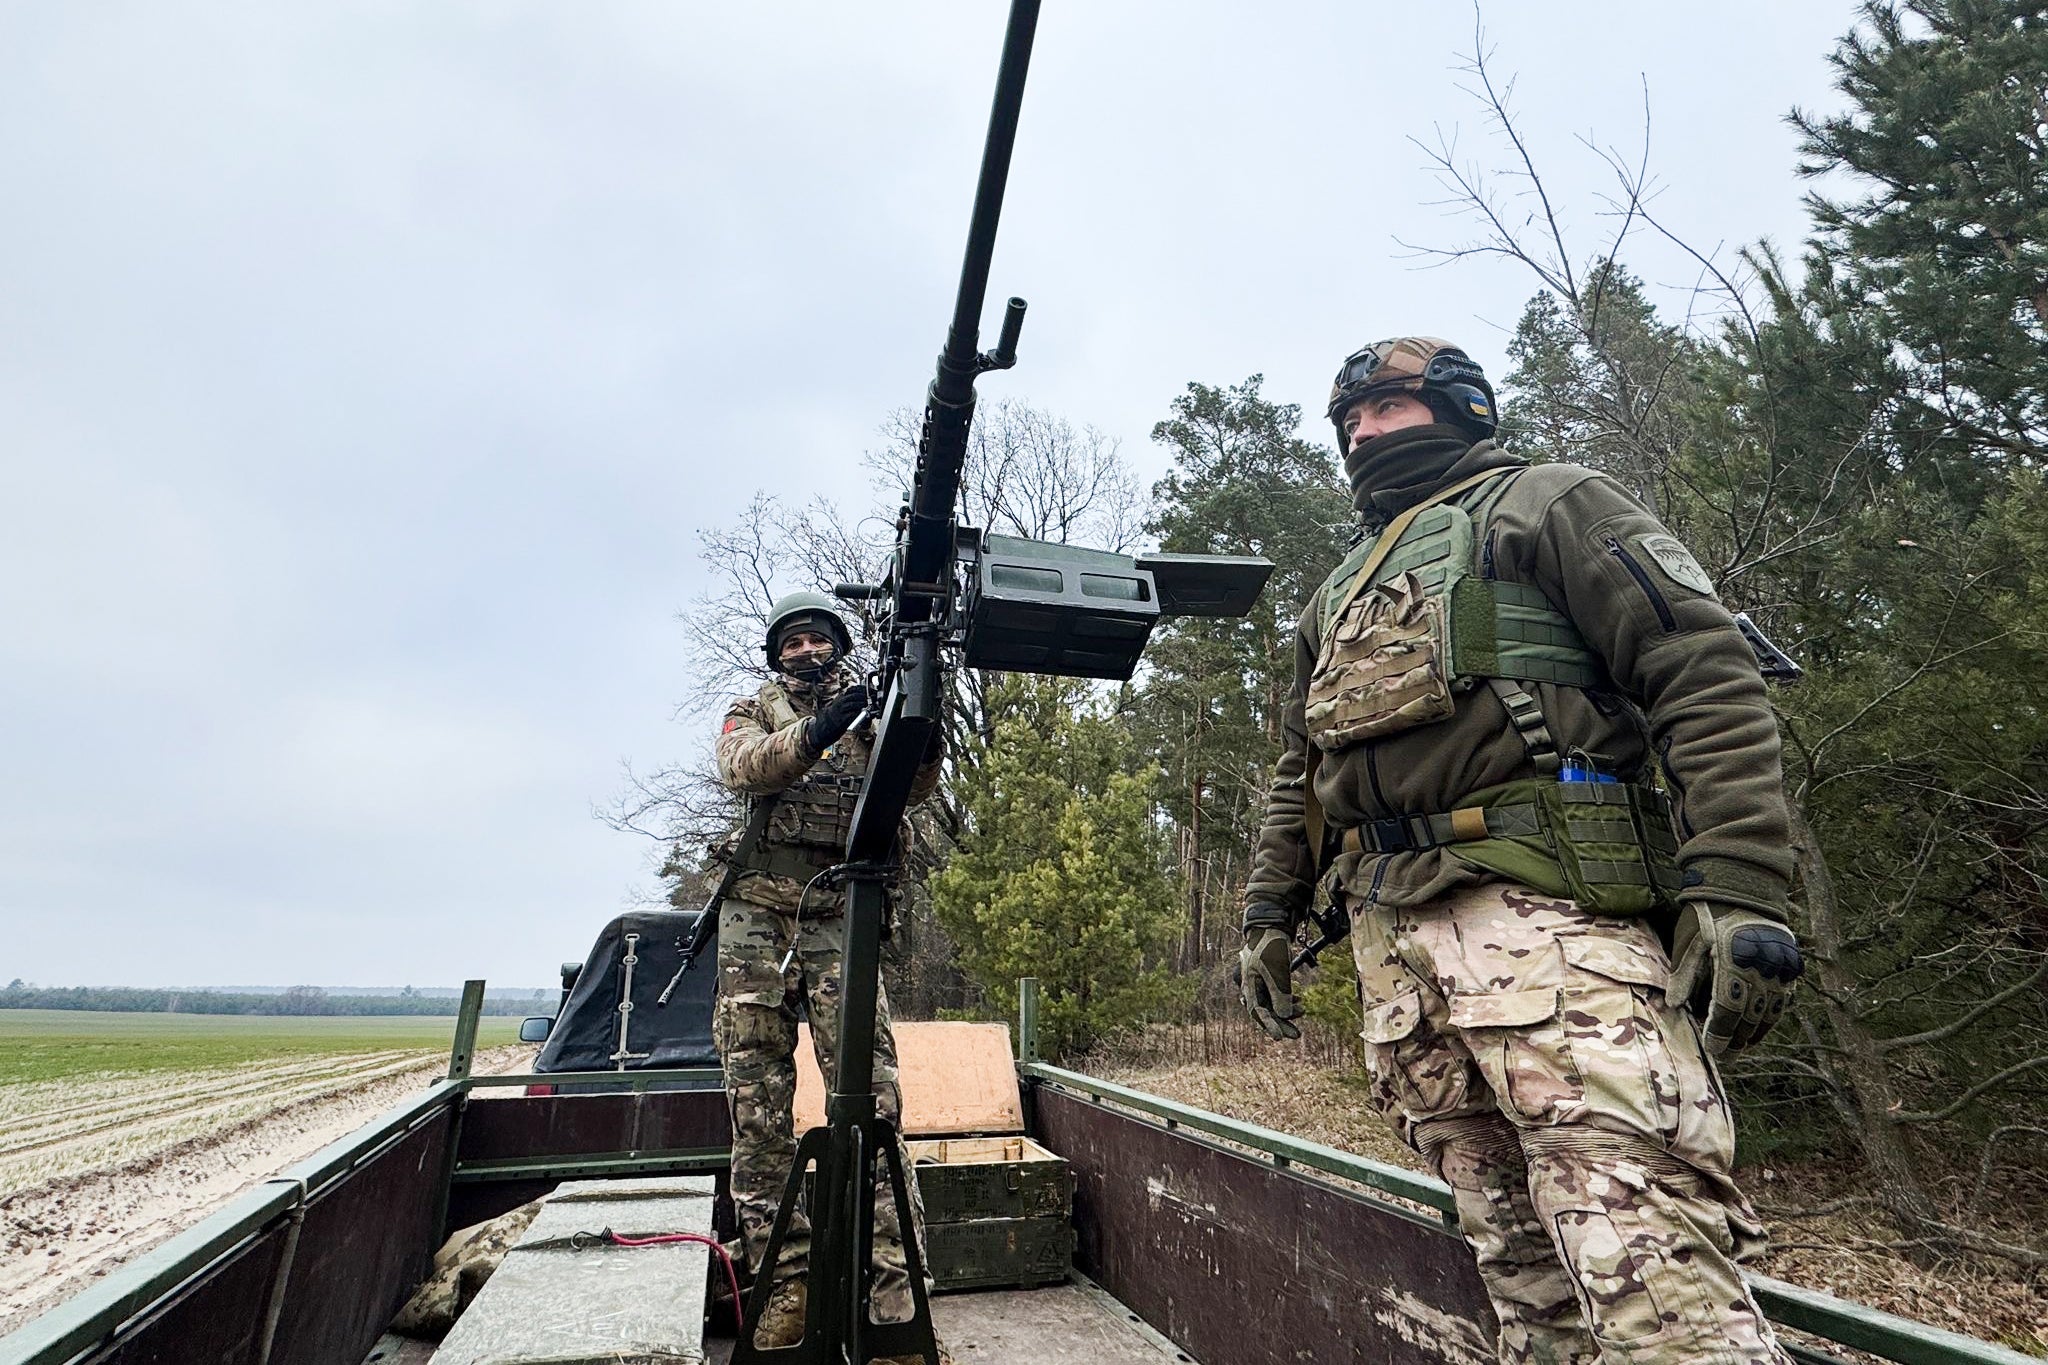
[465, 1066, 724, 1091]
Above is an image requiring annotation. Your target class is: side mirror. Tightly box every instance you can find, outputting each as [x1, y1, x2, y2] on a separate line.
[518, 1016, 554, 1044]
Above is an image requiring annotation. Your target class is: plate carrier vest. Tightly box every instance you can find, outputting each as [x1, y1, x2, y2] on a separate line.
[1303, 468, 1681, 915]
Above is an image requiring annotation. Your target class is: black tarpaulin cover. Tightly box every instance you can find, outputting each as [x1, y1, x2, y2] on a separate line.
[534, 910, 719, 1073]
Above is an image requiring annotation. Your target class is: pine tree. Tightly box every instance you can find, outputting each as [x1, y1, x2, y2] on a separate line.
[1501, 262, 1706, 512]
[1794, 0, 2048, 456]
[1140, 378, 1350, 968]
[929, 676, 1186, 1059]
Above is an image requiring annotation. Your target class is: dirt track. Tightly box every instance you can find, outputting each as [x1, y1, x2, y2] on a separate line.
[0, 1045, 529, 1335]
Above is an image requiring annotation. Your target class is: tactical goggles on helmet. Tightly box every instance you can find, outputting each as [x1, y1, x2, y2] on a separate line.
[1328, 345, 1388, 415]
[1328, 343, 1495, 427]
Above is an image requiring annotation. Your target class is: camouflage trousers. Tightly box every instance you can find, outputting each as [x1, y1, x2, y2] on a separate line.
[1349, 881, 1787, 1365]
[713, 895, 928, 1322]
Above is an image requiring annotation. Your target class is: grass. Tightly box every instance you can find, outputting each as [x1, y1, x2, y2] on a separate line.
[0, 1011, 522, 1086]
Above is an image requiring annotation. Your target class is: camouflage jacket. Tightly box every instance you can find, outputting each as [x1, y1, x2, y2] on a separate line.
[714, 667, 943, 913]
[1244, 441, 1792, 924]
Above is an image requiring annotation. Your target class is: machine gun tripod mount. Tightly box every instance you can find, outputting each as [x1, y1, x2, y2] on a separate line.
[731, 4, 1270, 1360]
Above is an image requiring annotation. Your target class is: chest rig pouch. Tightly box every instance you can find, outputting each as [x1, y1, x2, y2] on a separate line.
[767, 767, 863, 852]
[737, 684, 870, 879]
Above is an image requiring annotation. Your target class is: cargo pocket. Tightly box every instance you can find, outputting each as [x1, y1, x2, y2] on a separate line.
[1558, 934, 1672, 1141]
[1450, 986, 1575, 1126]
[1545, 1169, 1682, 1348]
[1360, 989, 1471, 1123]
[1362, 991, 1424, 1045]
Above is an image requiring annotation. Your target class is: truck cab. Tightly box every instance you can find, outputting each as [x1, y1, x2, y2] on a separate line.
[517, 909, 722, 1096]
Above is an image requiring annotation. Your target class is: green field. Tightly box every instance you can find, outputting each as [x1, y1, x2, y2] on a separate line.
[0, 1010, 523, 1086]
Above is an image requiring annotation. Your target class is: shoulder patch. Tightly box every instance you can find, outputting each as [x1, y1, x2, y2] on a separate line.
[1634, 533, 1715, 595]
[722, 717, 743, 734]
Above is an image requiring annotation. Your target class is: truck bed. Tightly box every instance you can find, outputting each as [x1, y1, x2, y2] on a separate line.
[11, 988, 2027, 1365]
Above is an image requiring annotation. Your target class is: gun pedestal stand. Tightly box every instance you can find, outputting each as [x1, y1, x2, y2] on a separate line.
[730, 865, 939, 1365]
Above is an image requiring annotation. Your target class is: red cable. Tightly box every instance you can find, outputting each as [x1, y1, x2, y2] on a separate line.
[597, 1228, 746, 1331]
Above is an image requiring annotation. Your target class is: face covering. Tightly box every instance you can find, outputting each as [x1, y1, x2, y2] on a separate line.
[1342, 423, 1476, 521]
[777, 643, 838, 687]
[774, 634, 839, 687]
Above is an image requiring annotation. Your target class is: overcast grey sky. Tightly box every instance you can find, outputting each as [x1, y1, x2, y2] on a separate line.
[1, 3, 1856, 989]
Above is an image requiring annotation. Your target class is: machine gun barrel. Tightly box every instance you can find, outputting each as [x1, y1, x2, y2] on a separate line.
[901, 0, 1039, 609]
[851, 0, 1039, 865]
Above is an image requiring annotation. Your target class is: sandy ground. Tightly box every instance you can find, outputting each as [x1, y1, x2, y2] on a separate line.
[0, 1045, 530, 1336]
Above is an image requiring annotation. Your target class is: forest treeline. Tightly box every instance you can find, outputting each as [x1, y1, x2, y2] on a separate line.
[618, 1, 2048, 1265]
[0, 982, 550, 1017]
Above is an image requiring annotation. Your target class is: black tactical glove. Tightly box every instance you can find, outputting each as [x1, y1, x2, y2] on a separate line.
[1667, 902, 1803, 1054]
[1236, 905, 1303, 1041]
[802, 685, 869, 756]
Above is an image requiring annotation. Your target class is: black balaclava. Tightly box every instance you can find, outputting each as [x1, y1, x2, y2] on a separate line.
[1342, 423, 1476, 524]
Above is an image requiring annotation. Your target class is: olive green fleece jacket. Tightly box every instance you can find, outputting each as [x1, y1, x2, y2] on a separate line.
[1243, 441, 1793, 924]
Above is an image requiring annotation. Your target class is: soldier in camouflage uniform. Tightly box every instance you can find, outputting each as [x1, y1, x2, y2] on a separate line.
[714, 591, 945, 1360]
[1238, 339, 1806, 1365]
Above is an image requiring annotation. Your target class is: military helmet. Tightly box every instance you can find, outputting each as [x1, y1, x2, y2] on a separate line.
[763, 590, 853, 667]
[1325, 336, 1498, 446]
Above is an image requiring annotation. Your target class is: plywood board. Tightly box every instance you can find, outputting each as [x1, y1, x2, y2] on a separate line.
[907, 1135, 1056, 1165]
[793, 1021, 1022, 1136]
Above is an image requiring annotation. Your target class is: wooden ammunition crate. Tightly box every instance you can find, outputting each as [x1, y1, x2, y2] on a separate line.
[908, 1136, 1075, 1292]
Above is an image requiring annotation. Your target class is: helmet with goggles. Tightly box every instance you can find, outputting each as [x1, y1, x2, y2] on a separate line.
[1326, 337, 1498, 447]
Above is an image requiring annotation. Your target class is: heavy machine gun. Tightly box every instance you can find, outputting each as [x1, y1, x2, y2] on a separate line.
[732, 4, 1270, 1361]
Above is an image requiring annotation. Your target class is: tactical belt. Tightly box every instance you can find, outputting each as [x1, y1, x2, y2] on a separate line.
[738, 843, 846, 883]
[1339, 802, 1543, 855]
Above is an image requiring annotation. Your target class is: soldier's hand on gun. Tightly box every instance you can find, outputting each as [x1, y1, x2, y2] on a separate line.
[803, 685, 870, 755]
[1236, 911, 1304, 1041]
[1668, 903, 1804, 1054]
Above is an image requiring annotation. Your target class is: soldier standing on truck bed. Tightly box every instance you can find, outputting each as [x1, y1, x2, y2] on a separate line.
[714, 590, 948, 1363]
[1238, 338, 1806, 1365]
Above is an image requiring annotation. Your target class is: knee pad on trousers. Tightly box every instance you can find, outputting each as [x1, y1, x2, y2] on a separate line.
[1517, 1127, 1705, 1197]
[1413, 1112, 1525, 1184]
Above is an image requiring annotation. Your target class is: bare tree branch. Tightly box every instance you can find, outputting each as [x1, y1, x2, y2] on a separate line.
[1877, 958, 2048, 1054]
[1891, 1055, 2048, 1125]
